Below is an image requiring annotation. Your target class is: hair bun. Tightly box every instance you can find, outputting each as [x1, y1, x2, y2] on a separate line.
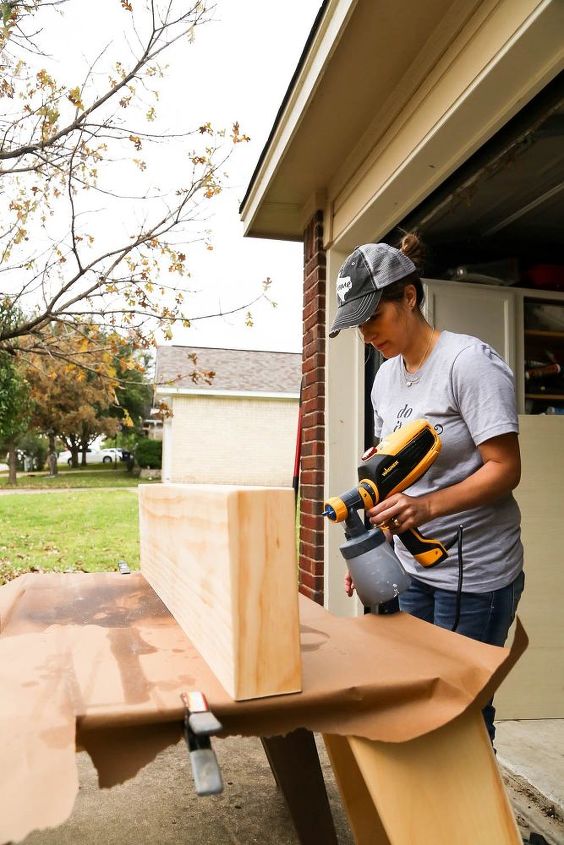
[399, 232, 425, 270]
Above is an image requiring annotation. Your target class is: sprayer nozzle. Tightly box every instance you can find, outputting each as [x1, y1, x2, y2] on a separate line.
[322, 506, 336, 520]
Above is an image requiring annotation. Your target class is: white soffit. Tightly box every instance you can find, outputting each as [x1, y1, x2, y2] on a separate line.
[334, 0, 564, 250]
[240, 0, 479, 239]
[241, 0, 564, 245]
[239, 0, 358, 240]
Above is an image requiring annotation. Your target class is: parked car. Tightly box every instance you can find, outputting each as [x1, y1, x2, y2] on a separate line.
[58, 448, 121, 466]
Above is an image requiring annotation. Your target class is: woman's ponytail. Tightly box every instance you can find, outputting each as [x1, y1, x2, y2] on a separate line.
[399, 232, 425, 271]
[379, 232, 426, 310]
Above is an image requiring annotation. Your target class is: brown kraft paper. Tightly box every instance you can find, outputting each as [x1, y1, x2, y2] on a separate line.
[0, 572, 527, 843]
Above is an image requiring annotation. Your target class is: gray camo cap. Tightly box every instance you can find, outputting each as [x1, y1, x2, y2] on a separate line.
[329, 243, 416, 338]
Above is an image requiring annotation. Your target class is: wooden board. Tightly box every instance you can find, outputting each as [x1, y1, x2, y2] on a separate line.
[138, 484, 301, 701]
[323, 734, 390, 844]
[326, 710, 522, 845]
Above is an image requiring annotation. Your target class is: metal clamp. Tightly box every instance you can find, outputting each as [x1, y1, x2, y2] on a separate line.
[181, 691, 224, 796]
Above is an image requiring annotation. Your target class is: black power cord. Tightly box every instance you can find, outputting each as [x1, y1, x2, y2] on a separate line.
[451, 525, 464, 632]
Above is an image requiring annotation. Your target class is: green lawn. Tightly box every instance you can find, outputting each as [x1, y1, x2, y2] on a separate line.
[0, 489, 140, 584]
[0, 463, 157, 489]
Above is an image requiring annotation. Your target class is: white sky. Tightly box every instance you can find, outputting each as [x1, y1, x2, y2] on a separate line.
[163, 0, 322, 352]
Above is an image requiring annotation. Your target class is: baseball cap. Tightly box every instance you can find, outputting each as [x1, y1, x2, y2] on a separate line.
[329, 243, 417, 337]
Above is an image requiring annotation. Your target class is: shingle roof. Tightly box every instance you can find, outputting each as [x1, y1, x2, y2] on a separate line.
[155, 346, 302, 394]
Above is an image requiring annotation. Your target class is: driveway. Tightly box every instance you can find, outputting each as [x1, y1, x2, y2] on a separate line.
[22, 736, 354, 845]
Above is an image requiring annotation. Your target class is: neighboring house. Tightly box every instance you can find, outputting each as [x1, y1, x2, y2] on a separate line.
[142, 417, 163, 441]
[154, 346, 301, 486]
[240, 0, 564, 719]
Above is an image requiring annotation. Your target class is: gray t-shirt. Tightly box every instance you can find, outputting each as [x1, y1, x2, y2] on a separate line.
[371, 331, 523, 592]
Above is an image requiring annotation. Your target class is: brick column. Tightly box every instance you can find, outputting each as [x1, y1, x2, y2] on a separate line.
[299, 210, 326, 605]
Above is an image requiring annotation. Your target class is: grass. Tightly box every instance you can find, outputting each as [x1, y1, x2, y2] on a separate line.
[0, 462, 158, 490]
[0, 489, 140, 584]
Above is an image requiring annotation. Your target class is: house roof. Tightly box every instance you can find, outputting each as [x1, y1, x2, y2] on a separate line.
[240, 0, 473, 241]
[239, 0, 562, 251]
[239, 0, 328, 221]
[155, 346, 302, 395]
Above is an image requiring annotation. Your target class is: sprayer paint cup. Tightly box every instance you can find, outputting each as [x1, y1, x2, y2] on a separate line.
[340, 526, 412, 612]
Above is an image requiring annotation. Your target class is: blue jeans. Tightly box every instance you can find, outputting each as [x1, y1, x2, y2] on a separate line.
[398, 570, 525, 743]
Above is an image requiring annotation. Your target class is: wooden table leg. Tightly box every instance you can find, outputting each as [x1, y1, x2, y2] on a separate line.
[327, 708, 522, 845]
[324, 734, 391, 845]
[261, 728, 339, 845]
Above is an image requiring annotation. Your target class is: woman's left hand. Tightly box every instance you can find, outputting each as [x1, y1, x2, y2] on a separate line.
[367, 434, 521, 534]
[367, 493, 432, 533]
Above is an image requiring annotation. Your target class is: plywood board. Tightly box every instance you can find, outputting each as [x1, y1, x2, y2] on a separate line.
[138, 484, 301, 701]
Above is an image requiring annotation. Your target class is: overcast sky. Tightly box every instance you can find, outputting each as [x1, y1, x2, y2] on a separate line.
[164, 0, 322, 352]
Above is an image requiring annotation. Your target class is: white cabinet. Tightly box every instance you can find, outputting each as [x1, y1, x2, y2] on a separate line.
[423, 278, 564, 719]
[423, 279, 516, 370]
[423, 278, 564, 414]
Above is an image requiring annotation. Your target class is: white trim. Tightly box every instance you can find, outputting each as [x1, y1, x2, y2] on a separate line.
[161, 416, 173, 483]
[155, 386, 299, 400]
[324, 246, 365, 617]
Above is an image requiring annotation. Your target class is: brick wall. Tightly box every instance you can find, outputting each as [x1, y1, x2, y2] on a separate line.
[299, 210, 326, 604]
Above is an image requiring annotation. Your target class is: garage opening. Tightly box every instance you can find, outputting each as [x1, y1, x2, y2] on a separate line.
[389, 71, 564, 276]
[381, 70, 564, 420]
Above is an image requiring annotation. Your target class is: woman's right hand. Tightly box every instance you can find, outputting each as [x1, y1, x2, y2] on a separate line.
[344, 570, 355, 597]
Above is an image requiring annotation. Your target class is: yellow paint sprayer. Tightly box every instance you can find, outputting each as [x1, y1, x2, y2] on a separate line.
[322, 419, 449, 611]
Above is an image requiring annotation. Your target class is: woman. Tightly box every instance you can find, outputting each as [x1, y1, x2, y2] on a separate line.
[329, 234, 524, 743]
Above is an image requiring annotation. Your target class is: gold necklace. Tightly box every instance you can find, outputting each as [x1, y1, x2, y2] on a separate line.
[403, 328, 435, 387]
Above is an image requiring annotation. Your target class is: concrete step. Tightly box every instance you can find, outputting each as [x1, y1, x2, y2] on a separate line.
[496, 719, 564, 845]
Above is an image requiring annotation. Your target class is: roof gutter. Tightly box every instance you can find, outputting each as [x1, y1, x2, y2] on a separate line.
[155, 386, 300, 400]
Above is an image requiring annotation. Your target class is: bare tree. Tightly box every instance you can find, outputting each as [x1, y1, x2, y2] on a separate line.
[0, 0, 270, 360]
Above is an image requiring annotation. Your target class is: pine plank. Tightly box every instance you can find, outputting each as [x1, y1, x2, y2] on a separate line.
[138, 484, 301, 701]
[324, 734, 391, 844]
[345, 709, 522, 844]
